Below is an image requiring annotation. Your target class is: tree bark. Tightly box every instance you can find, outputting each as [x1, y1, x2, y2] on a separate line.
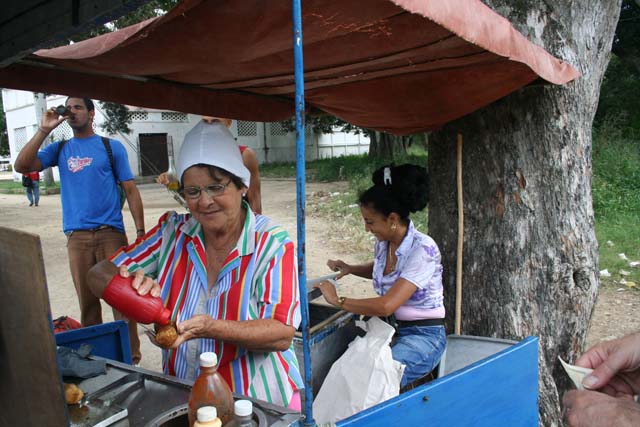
[368, 131, 410, 159]
[428, 2, 621, 426]
[33, 93, 54, 186]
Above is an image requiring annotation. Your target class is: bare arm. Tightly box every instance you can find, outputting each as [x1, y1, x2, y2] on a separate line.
[87, 259, 119, 298]
[14, 108, 65, 173]
[174, 316, 295, 352]
[123, 267, 296, 351]
[315, 277, 417, 317]
[242, 148, 262, 214]
[121, 180, 145, 237]
[327, 259, 374, 279]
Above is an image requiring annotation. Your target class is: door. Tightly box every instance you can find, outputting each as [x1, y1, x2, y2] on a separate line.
[139, 133, 168, 177]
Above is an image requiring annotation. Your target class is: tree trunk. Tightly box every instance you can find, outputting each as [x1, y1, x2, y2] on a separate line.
[368, 131, 407, 159]
[427, 2, 621, 426]
[33, 93, 54, 186]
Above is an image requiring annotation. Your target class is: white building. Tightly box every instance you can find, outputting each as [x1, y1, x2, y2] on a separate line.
[2, 90, 370, 181]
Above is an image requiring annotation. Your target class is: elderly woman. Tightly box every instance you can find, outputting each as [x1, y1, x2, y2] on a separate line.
[88, 121, 302, 408]
[314, 164, 446, 389]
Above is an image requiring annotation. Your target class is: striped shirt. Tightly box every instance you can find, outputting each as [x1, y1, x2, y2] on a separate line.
[110, 202, 303, 406]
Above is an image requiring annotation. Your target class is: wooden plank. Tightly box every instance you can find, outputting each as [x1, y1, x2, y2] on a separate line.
[339, 337, 539, 427]
[0, 0, 151, 66]
[0, 226, 68, 426]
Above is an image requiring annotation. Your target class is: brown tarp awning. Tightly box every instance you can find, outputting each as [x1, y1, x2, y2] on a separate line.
[0, 0, 579, 134]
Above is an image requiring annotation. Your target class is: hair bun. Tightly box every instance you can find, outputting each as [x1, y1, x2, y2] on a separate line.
[371, 164, 428, 212]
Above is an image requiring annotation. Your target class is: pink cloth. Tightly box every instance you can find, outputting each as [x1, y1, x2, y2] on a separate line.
[288, 391, 301, 411]
[394, 305, 445, 321]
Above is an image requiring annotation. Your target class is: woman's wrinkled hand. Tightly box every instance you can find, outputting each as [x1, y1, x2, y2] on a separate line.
[156, 172, 169, 186]
[563, 389, 640, 427]
[313, 280, 340, 307]
[170, 315, 214, 349]
[327, 259, 350, 279]
[575, 332, 640, 396]
[118, 265, 161, 297]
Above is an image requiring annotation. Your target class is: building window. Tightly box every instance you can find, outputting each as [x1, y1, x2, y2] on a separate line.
[266, 121, 311, 136]
[129, 111, 149, 121]
[269, 121, 290, 136]
[161, 112, 188, 122]
[237, 121, 257, 137]
[51, 121, 75, 142]
[14, 127, 27, 151]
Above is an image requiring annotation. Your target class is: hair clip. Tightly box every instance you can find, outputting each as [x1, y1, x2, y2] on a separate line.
[383, 167, 392, 185]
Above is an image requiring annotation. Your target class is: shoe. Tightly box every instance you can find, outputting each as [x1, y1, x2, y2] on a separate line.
[35, 204, 38, 207]
[29, 202, 33, 206]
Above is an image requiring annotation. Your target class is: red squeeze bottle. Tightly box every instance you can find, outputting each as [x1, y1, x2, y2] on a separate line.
[102, 274, 171, 325]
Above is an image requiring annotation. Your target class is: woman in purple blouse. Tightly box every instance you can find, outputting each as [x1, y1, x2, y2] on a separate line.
[314, 163, 446, 388]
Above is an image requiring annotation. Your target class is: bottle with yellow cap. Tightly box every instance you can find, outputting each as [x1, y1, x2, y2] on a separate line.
[193, 406, 222, 427]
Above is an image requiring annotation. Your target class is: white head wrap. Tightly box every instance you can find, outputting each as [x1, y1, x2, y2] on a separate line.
[177, 120, 250, 188]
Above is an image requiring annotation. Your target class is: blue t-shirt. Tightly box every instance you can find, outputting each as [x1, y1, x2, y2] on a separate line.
[38, 135, 134, 233]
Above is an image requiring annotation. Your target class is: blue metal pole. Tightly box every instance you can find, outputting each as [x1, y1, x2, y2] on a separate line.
[291, 0, 314, 426]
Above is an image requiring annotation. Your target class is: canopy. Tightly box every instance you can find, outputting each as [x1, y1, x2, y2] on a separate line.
[0, 0, 579, 135]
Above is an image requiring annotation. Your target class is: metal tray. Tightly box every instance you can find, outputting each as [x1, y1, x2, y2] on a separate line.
[437, 334, 517, 377]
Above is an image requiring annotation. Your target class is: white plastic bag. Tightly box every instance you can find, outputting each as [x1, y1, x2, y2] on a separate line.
[312, 317, 405, 424]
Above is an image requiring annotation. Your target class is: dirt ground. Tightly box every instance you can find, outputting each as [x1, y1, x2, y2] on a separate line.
[1, 178, 639, 372]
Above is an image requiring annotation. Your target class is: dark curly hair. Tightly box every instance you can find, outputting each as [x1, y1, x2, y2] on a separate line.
[65, 96, 95, 111]
[358, 163, 429, 225]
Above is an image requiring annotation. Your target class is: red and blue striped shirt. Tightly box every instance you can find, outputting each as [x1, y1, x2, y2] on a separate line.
[110, 202, 303, 406]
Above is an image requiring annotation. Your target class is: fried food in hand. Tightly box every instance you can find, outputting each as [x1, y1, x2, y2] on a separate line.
[155, 323, 178, 348]
[64, 383, 84, 404]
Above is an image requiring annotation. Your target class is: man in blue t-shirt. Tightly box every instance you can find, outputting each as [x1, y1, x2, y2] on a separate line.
[15, 97, 144, 364]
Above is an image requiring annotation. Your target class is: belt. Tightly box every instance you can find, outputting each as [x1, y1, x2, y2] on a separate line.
[87, 225, 115, 232]
[396, 318, 444, 328]
[68, 225, 116, 235]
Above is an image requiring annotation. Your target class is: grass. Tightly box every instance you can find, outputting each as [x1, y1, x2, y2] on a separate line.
[273, 149, 430, 259]
[596, 213, 640, 287]
[0, 179, 60, 192]
[592, 125, 640, 287]
[259, 162, 297, 178]
[261, 152, 428, 182]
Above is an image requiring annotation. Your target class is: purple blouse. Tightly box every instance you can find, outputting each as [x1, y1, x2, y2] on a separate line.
[372, 221, 445, 320]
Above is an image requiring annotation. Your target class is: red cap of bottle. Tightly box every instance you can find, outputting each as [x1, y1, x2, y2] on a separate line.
[103, 274, 171, 325]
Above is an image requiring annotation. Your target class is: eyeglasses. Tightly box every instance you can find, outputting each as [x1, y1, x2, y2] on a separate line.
[180, 181, 231, 200]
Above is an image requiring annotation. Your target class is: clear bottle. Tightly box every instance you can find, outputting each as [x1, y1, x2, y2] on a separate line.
[193, 406, 222, 427]
[165, 137, 188, 208]
[227, 400, 257, 427]
[188, 352, 235, 427]
[166, 137, 180, 192]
